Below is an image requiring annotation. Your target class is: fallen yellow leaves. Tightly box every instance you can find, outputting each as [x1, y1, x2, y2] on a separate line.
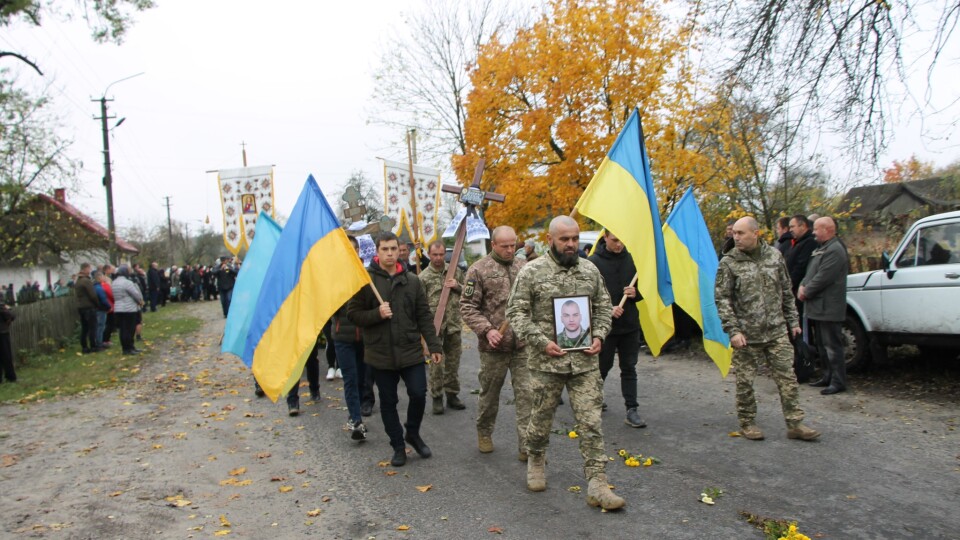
[567, 486, 582, 493]
[489, 526, 504, 534]
[108, 491, 123, 497]
[228, 467, 247, 476]
[385, 471, 398, 476]
[321, 496, 332, 503]
[397, 525, 411, 531]
[164, 494, 191, 507]
[219, 478, 252, 486]
[307, 509, 322, 517]
[219, 515, 231, 527]
[279, 485, 294, 493]
[416, 485, 433, 493]
[2, 454, 19, 467]
[270, 476, 287, 482]
[728, 431, 742, 437]
[257, 452, 272, 459]
[378, 460, 391, 468]
[214, 530, 230, 536]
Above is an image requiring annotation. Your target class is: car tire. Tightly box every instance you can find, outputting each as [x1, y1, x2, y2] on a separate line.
[843, 313, 870, 373]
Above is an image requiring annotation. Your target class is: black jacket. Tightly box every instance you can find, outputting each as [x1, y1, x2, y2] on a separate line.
[786, 230, 817, 292]
[775, 231, 794, 257]
[147, 267, 161, 291]
[588, 238, 641, 335]
[347, 261, 441, 370]
[216, 264, 238, 291]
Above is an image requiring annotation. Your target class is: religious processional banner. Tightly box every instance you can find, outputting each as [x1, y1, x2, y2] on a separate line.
[382, 159, 441, 245]
[218, 165, 276, 255]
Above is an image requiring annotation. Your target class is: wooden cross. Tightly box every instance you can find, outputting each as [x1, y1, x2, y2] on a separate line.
[341, 186, 396, 237]
[432, 158, 505, 334]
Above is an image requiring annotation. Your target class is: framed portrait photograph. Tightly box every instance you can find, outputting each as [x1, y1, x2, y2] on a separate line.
[553, 295, 592, 351]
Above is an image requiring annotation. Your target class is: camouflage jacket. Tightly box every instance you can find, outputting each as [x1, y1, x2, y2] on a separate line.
[420, 263, 464, 333]
[715, 242, 799, 344]
[506, 252, 612, 374]
[460, 254, 525, 352]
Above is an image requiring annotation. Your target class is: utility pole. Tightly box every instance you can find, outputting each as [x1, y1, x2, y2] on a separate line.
[164, 196, 174, 267]
[94, 96, 117, 264]
[94, 72, 145, 265]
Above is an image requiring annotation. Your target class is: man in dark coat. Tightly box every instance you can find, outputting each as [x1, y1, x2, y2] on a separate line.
[347, 232, 442, 467]
[215, 257, 238, 316]
[785, 214, 818, 382]
[773, 216, 793, 257]
[588, 231, 646, 428]
[74, 263, 101, 354]
[799, 217, 849, 395]
[147, 262, 161, 312]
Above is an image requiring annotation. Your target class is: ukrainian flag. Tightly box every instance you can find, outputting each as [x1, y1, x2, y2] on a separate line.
[663, 188, 732, 376]
[221, 211, 282, 366]
[244, 176, 371, 401]
[575, 108, 675, 355]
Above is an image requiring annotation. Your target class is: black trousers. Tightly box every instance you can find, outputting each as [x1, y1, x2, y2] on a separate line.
[78, 308, 98, 351]
[0, 333, 16, 382]
[116, 312, 138, 352]
[598, 329, 640, 410]
[372, 364, 427, 450]
[812, 319, 847, 389]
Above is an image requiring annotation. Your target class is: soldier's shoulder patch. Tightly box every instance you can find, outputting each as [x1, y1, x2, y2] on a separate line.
[463, 279, 476, 297]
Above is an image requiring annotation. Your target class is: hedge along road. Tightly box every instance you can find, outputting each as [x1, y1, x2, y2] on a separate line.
[0, 300, 957, 539]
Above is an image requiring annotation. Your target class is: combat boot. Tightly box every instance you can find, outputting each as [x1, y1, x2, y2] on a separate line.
[518, 450, 528, 462]
[587, 474, 625, 510]
[432, 397, 444, 415]
[739, 424, 764, 440]
[478, 434, 494, 453]
[446, 393, 466, 410]
[786, 423, 821, 441]
[527, 454, 546, 492]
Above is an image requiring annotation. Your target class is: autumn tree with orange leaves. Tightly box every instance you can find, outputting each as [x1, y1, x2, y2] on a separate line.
[453, 0, 748, 236]
[882, 155, 934, 184]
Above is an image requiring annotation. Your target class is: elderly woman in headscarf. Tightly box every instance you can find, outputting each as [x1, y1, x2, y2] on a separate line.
[112, 265, 144, 355]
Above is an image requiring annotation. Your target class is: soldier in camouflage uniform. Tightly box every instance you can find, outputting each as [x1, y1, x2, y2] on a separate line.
[421, 240, 466, 414]
[460, 226, 530, 458]
[507, 216, 624, 511]
[715, 217, 821, 442]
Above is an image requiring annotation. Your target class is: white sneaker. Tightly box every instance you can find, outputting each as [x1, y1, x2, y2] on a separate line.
[335, 368, 343, 379]
[326, 367, 336, 381]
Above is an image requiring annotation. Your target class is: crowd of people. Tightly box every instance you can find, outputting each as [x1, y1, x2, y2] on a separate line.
[231, 210, 851, 513]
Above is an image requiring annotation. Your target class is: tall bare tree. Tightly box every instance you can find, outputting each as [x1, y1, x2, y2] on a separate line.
[694, 0, 960, 163]
[369, 0, 518, 162]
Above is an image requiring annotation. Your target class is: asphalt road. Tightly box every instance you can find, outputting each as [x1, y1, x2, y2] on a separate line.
[1, 301, 957, 539]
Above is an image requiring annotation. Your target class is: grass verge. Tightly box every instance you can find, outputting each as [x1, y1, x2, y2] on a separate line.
[0, 303, 202, 404]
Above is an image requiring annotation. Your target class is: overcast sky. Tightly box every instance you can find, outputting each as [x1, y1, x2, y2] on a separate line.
[3, 1, 958, 237]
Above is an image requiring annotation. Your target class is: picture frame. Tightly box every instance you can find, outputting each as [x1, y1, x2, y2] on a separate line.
[553, 295, 592, 351]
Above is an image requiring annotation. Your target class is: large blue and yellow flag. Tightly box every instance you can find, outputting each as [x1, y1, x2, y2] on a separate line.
[574, 108, 675, 355]
[243, 176, 371, 401]
[663, 188, 732, 376]
[221, 212, 283, 365]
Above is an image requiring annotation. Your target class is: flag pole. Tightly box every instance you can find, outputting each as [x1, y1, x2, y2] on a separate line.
[619, 274, 639, 308]
[406, 131, 422, 274]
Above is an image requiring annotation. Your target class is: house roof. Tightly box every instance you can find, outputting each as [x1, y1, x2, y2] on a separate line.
[35, 193, 139, 254]
[838, 176, 960, 218]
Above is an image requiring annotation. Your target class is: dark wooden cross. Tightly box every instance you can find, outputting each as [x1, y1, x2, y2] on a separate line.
[432, 158, 505, 334]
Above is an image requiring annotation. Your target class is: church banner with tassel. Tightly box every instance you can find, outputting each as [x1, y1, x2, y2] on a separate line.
[218, 165, 276, 255]
[382, 159, 441, 245]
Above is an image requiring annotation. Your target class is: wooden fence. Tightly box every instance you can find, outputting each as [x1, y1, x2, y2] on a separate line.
[7, 295, 78, 363]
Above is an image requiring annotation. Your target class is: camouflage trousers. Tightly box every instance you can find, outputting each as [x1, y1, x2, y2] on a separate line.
[476, 350, 532, 452]
[524, 369, 607, 481]
[733, 334, 804, 428]
[429, 329, 462, 398]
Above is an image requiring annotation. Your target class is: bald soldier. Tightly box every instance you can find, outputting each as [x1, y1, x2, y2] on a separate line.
[507, 216, 624, 511]
[460, 226, 530, 458]
[715, 217, 821, 442]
